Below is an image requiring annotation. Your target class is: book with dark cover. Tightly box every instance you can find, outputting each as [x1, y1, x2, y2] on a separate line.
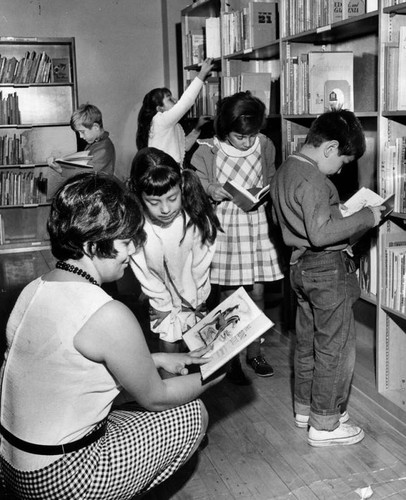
[223, 179, 270, 212]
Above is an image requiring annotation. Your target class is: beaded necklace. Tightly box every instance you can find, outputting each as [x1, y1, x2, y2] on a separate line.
[55, 261, 99, 286]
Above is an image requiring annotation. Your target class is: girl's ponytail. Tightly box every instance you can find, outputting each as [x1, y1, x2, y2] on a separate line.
[181, 169, 221, 245]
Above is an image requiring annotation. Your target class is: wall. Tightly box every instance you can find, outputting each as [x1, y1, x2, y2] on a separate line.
[0, 0, 189, 180]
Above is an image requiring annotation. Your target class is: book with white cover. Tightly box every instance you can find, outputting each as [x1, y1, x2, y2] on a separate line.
[183, 287, 274, 380]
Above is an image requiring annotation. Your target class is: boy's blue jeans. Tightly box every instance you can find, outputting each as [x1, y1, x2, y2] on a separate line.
[290, 249, 360, 431]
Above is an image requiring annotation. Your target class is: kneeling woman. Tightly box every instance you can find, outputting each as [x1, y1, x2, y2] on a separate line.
[0, 173, 224, 499]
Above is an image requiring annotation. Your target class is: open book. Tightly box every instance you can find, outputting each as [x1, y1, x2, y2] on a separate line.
[340, 187, 395, 219]
[55, 150, 93, 169]
[183, 287, 274, 380]
[223, 179, 270, 212]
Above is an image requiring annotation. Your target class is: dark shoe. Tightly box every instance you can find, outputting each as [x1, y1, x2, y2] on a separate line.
[197, 433, 209, 451]
[246, 355, 274, 377]
[226, 358, 251, 385]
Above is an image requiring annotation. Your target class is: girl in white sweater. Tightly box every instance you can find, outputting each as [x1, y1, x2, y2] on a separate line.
[136, 59, 213, 166]
[129, 147, 221, 360]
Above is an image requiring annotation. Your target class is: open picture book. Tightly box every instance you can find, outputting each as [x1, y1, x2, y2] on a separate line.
[340, 187, 395, 219]
[183, 287, 274, 380]
[223, 179, 270, 212]
[55, 150, 93, 169]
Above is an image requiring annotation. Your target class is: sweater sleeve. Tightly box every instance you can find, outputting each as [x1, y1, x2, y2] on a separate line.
[129, 253, 173, 314]
[299, 178, 375, 247]
[191, 229, 216, 306]
[158, 77, 204, 128]
[190, 143, 214, 193]
[261, 136, 277, 185]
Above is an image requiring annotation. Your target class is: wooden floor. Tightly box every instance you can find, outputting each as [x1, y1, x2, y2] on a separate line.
[142, 311, 406, 500]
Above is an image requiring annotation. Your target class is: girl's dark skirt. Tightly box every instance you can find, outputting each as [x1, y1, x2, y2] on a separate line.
[1, 400, 202, 499]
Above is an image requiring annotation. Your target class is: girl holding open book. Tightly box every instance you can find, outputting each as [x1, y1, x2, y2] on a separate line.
[128, 147, 221, 373]
[190, 91, 284, 384]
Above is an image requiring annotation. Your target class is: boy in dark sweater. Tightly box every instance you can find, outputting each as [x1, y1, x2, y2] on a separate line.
[70, 103, 115, 175]
[270, 110, 384, 447]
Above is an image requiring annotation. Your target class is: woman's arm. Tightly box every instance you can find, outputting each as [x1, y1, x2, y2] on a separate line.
[74, 300, 223, 411]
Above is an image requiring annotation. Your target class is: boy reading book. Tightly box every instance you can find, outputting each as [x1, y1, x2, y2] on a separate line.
[270, 109, 385, 447]
[48, 104, 115, 175]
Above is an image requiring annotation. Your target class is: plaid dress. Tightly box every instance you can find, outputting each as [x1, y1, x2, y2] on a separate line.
[211, 139, 283, 286]
[1, 401, 202, 500]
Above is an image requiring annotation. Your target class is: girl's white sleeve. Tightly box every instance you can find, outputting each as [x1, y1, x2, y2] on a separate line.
[191, 229, 217, 306]
[159, 77, 204, 128]
[129, 254, 173, 314]
[130, 254, 185, 342]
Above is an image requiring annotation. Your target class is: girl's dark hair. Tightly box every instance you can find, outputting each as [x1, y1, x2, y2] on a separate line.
[305, 109, 366, 159]
[215, 91, 266, 141]
[129, 147, 221, 245]
[136, 88, 171, 150]
[48, 173, 146, 260]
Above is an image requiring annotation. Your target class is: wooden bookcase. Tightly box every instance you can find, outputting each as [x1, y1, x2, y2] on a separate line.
[180, 0, 406, 434]
[0, 37, 78, 254]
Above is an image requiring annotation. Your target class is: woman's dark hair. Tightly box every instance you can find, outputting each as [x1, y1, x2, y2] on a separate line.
[215, 91, 266, 141]
[129, 147, 221, 245]
[136, 88, 171, 150]
[48, 173, 146, 260]
[305, 109, 366, 159]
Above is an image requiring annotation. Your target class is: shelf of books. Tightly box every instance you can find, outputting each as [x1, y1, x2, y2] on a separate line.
[376, 3, 406, 419]
[181, 0, 281, 118]
[0, 37, 78, 253]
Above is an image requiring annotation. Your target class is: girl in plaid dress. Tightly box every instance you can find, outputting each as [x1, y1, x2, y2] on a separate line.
[191, 91, 284, 384]
[0, 173, 224, 500]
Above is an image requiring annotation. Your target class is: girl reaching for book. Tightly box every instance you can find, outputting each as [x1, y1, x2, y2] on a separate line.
[128, 147, 221, 370]
[190, 91, 285, 385]
[136, 58, 214, 166]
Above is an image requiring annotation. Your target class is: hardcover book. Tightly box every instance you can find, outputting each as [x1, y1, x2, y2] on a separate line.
[308, 51, 354, 115]
[223, 179, 270, 212]
[183, 287, 274, 380]
[247, 1, 278, 48]
[55, 150, 93, 169]
[240, 72, 272, 114]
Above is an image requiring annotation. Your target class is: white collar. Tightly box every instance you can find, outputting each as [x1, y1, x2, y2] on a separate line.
[215, 136, 260, 158]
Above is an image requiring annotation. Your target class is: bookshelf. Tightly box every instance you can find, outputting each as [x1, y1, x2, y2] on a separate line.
[0, 37, 78, 253]
[179, 0, 406, 432]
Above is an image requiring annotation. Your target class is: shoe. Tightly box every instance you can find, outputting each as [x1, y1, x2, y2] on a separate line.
[246, 355, 274, 377]
[308, 422, 364, 447]
[226, 358, 251, 385]
[197, 433, 209, 451]
[295, 410, 349, 429]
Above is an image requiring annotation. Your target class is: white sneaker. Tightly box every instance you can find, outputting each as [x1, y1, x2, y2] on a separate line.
[295, 410, 349, 428]
[308, 422, 364, 447]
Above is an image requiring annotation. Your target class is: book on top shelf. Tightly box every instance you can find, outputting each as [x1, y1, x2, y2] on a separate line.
[183, 287, 274, 380]
[55, 150, 93, 169]
[247, 1, 278, 49]
[205, 17, 221, 59]
[223, 179, 270, 212]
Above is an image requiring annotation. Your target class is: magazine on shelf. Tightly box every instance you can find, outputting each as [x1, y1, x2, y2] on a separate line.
[55, 150, 93, 169]
[182, 287, 274, 380]
[223, 179, 270, 212]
